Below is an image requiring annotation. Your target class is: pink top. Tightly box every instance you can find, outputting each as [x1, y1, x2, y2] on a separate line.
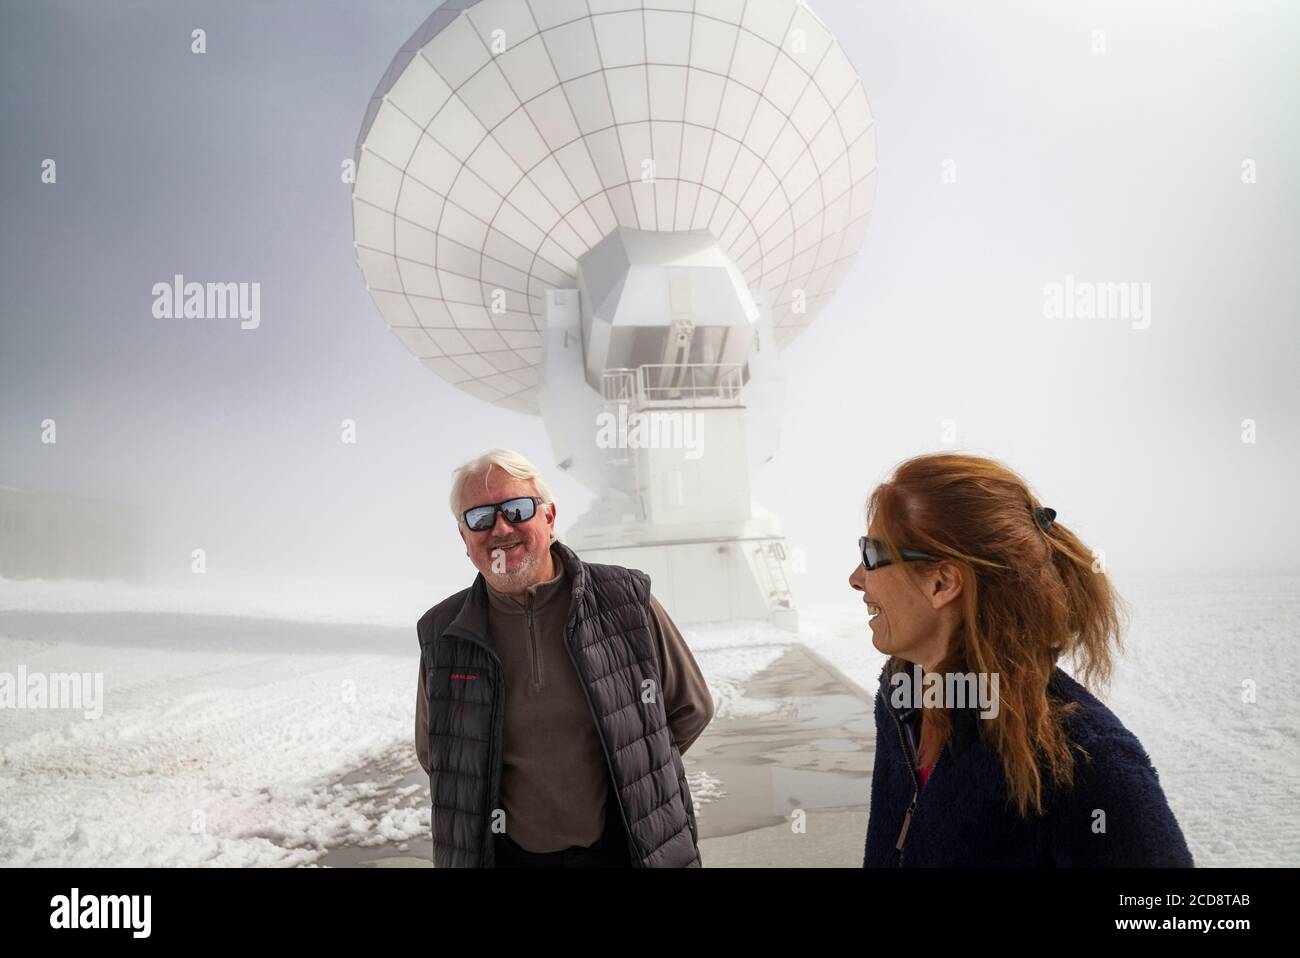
[916, 725, 935, 787]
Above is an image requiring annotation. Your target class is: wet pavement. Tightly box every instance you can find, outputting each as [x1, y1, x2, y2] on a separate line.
[316, 642, 875, 868]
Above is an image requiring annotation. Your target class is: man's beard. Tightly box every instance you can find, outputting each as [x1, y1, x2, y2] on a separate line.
[484, 544, 539, 591]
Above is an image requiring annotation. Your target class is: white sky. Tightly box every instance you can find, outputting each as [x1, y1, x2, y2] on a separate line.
[1, 0, 1296, 612]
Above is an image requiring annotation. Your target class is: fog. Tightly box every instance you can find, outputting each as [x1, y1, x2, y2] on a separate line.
[2, 0, 1297, 616]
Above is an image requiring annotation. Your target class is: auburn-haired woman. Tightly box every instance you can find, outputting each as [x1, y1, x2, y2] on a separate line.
[851, 453, 1192, 867]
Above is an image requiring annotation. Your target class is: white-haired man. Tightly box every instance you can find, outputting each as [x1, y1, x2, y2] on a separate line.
[415, 448, 714, 868]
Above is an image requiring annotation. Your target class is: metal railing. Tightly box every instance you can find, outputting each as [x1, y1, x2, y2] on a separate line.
[601, 368, 637, 405]
[601, 363, 744, 409]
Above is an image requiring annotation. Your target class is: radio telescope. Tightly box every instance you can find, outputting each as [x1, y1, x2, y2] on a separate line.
[353, 0, 877, 630]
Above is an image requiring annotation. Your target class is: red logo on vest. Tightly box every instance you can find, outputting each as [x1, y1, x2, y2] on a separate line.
[449, 673, 478, 682]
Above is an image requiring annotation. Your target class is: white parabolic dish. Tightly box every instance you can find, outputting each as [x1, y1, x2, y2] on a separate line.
[352, 0, 877, 415]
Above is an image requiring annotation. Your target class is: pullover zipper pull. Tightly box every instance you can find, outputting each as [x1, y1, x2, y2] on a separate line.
[896, 793, 918, 851]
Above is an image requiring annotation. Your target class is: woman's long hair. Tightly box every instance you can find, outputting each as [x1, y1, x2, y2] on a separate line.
[868, 453, 1125, 816]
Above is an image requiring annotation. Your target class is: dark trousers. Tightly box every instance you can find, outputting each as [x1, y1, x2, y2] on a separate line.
[493, 788, 632, 868]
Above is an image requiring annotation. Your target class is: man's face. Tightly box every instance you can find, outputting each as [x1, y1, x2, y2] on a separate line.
[457, 468, 556, 594]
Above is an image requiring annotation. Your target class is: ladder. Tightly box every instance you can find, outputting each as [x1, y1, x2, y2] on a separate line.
[753, 541, 793, 609]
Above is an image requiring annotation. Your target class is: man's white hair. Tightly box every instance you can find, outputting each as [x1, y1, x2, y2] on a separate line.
[449, 448, 555, 522]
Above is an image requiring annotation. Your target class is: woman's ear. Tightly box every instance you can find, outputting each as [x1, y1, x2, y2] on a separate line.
[929, 561, 964, 610]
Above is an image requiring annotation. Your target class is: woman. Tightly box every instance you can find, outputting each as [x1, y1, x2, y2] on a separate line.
[851, 453, 1192, 867]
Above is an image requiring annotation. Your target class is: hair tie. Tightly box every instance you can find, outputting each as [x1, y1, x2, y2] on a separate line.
[1034, 506, 1057, 531]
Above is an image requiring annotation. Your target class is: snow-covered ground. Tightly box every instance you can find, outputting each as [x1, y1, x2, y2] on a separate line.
[0, 633, 419, 866]
[0, 573, 1295, 866]
[1100, 574, 1300, 867]
[0, 574, 429, 629]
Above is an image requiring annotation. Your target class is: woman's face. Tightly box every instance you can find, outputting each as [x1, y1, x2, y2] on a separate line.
[849, 520, 953, 667]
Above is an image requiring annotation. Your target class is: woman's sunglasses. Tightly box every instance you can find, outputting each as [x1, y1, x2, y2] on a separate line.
[462, 496, 545, 532]
[859, 536, 939, 571]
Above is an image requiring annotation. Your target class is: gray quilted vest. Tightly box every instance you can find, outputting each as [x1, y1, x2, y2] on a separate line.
[416, 540, 701, 867]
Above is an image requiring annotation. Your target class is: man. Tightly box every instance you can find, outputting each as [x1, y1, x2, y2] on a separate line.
[415, 448, 714, 868]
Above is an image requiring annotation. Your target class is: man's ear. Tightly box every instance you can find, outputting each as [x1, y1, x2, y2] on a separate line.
[929, 561, 964, 610]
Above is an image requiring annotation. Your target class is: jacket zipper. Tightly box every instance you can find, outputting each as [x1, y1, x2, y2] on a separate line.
[887, 704, 919, 865]
[886, 701, 943, 866]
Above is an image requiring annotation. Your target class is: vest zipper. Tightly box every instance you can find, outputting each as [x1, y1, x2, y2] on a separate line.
[442, 624, 505, 868]
[562, 619, 640, 867]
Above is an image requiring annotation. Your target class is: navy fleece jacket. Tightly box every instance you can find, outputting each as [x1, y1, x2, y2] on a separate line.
[863, 661, 1194, 867]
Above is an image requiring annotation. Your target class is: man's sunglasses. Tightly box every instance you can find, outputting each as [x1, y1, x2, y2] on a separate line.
[462, 496, 545, 532]
[859, 536, 939, 571]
